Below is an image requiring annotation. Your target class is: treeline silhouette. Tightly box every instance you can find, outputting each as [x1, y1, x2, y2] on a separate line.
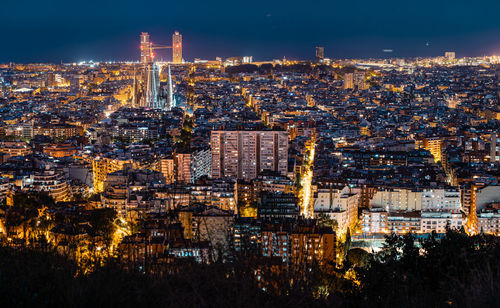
[0, 229, 498, 307]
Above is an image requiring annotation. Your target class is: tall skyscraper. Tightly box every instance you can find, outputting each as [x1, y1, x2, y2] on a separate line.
[210, 130, 288, 181]
[315, 47, 324, 62]
[172, 31, 182, 64]
[140, 32, 152, 64]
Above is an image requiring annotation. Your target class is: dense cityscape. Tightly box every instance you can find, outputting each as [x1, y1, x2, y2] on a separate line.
[1, 30, 500, 306]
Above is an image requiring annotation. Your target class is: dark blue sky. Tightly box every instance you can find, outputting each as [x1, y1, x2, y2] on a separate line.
[1, 0, 500, 62]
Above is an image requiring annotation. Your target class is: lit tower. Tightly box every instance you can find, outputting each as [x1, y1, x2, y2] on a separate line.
[140, 32, 161, 109]
[172, 31, 182, 64]
[315, 47, 324, 63]
[140, 32, 153, 64]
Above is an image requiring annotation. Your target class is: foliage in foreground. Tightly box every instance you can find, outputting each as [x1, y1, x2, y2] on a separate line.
[0, 230, 499, 307]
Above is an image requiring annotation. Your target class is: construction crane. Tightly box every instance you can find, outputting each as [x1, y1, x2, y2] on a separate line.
[140, 42, 171, 62]
[151, 44, 172, 50]
[150, 44, 172, 61]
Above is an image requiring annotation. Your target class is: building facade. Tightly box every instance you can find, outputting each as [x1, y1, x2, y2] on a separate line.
[210, 130, 288, 181]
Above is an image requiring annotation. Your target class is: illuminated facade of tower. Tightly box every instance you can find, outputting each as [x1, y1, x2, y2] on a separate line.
[140, 32, 152, 64]
[315, 47, 324, 62]
[210, 130, 288, 181]
[139, 32, 161, 109]
[172, 31, 182, 64]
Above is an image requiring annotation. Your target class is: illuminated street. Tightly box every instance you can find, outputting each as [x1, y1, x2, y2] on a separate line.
[0, 1, 500, 306]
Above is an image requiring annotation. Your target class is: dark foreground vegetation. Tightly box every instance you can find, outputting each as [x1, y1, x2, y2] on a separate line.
[0, 230, 499, 307]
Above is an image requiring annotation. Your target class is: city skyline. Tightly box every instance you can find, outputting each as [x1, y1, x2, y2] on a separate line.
[1, 0, 500, 62]
[1, 2, 500, 306]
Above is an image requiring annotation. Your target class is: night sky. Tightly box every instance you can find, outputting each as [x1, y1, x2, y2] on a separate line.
[1, 0, 500, 62]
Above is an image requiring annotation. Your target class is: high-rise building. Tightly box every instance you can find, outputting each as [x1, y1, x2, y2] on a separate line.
[343, 73, 354, 89]
[140, 32, 152, 64]
[353, 71, 367, 90]
[210, 130, 288, 181]
[191, 148, 211, 183]
[445, 51, 456, 60]
[344, 72, 367, 90]
[155, 157, 175, 184]
[172, 31, 182, 64]
[315, 47, 324, 62]
[174, 153, 192, 183]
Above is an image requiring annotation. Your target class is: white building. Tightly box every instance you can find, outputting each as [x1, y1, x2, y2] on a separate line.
[476, 186, 500, 210]
[477, 210, 500, 236]
[313, 185, 359, 233]
[191, 148, 211, 183]
[371, 188, 461, 212]
[420, 211, 462, 233]
[421, 188, 461, 212]
[361, 208, 388, 234]
[370, 188, 422, 211]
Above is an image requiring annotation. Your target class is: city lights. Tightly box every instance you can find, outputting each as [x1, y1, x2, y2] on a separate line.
[1, 4, 500, 305]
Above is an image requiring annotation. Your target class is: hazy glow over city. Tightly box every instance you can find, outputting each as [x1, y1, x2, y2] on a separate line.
[0, 1, 499, 306]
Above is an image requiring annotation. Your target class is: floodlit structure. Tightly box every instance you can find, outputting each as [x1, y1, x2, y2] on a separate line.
[315, 46, 324, 62]
[143, 62, 161, 109]
[136, 32, 181, 109]
[172, 31, 182, 63]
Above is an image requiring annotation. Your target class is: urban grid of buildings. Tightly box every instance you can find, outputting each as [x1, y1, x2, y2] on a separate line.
[0, 32, 500, 268]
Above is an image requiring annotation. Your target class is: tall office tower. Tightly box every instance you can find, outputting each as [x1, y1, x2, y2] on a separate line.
[172, 31, 182, 63]
[315, 47, 325, 62]
[210, 131, 288, 181]
[445, 51, 455, 60]
[140, 32, 152, 64]
[343, 73, 354, 89]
